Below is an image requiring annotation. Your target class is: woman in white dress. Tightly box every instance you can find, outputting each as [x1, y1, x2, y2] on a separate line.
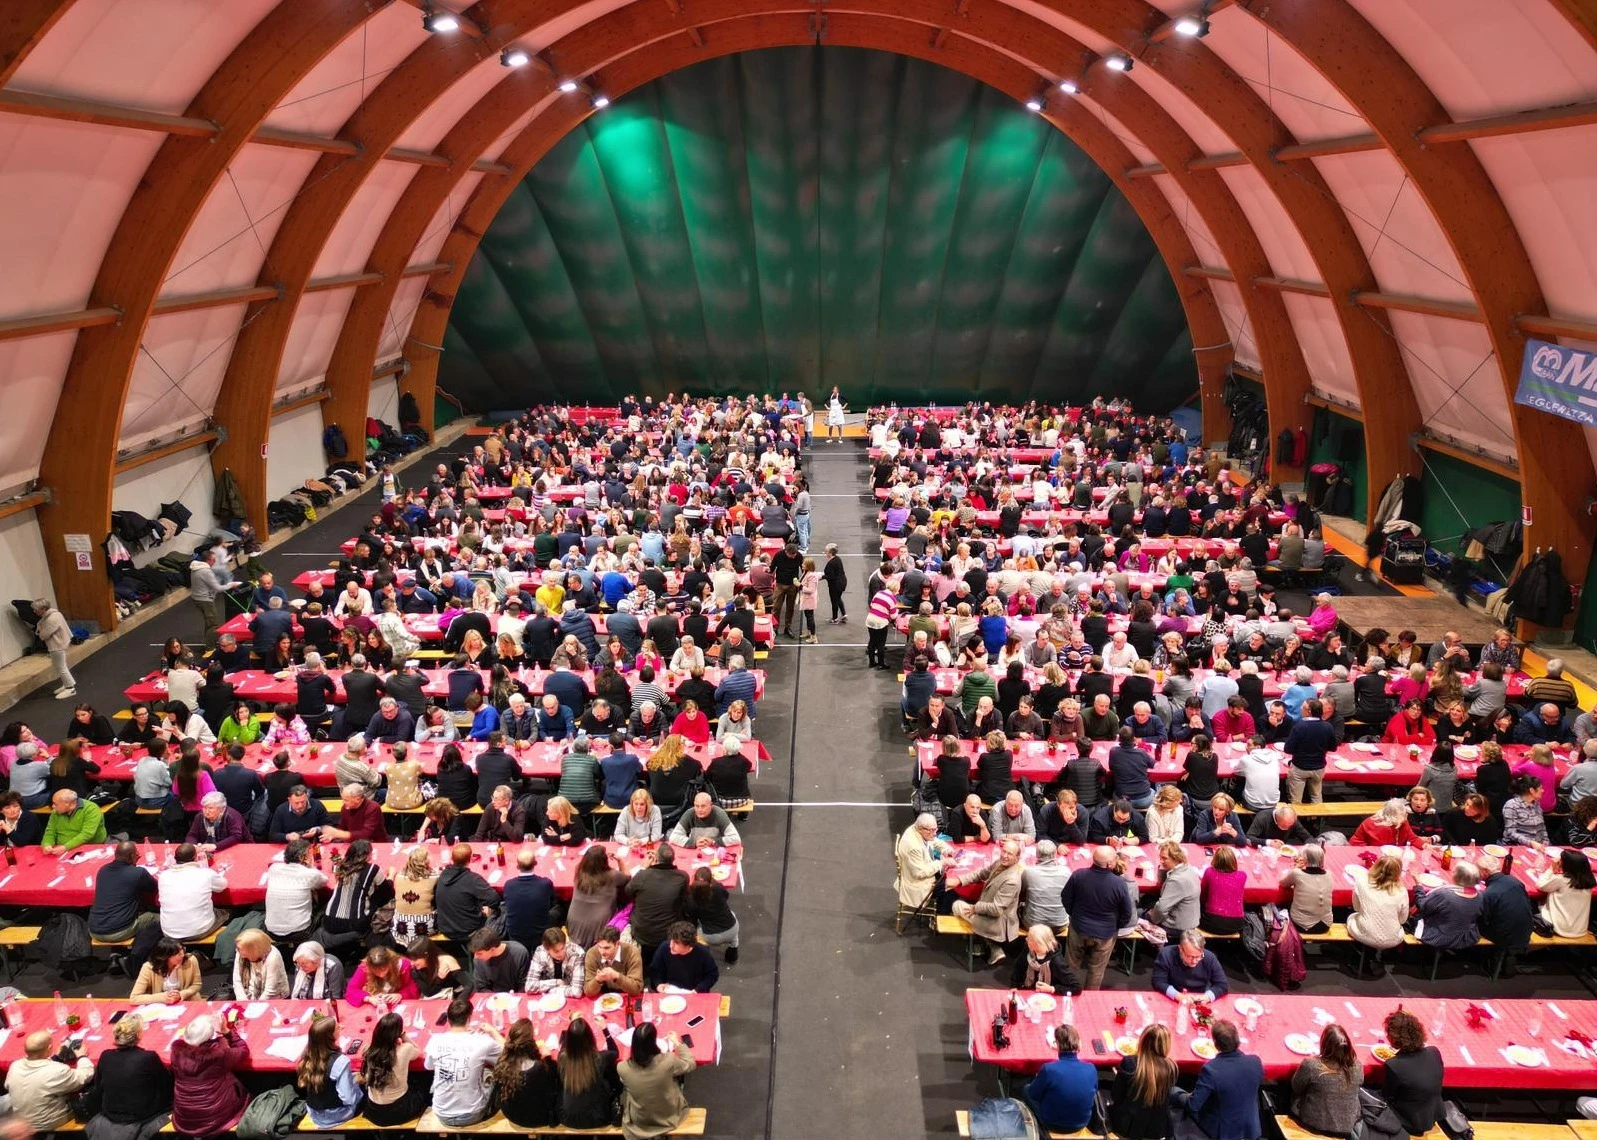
[826, 386, 846, 439]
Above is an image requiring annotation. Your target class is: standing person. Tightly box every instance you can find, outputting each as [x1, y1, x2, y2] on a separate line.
[825, 386, 846, 440]
[822, 544, 848, 624]
[625, 844, 689, 966]
[1060, 846, 1135, 989]
[797, 557, 821, 644]
[771, 541, 803, 639]
[865, 578, 897, 670]
[791, 478, 812, 554]
[188, 548, 240, 649]
[31, 598, 75, 699]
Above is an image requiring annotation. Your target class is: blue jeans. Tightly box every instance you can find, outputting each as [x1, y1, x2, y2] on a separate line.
[20, 792, 50, 810]
[137, 796, 174, 810]
[794, 513, 811, 551]
[1126, 790, 1154, 810]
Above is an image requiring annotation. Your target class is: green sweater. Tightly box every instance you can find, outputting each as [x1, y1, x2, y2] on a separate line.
[42, 802, 106, 850]
[958, 671, 998, 717]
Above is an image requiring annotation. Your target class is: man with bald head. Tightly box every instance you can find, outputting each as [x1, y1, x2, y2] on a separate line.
[436, 841, 501, 941]
[1060, 845, 1135, 989]
[5, 1028, 95, 1130]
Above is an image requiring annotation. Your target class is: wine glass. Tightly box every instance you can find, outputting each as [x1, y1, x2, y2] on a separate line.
[1527, 1017, 1542, 1039]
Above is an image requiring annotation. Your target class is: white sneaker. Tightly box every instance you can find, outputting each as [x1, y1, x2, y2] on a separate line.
[1578, 1097, 1597, 1121]
[54, 687, 77, 700]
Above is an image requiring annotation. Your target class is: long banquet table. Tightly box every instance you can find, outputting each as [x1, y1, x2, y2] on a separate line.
[0, 994, 721, 1070]
[917, 737, 1564, 788]
[0, 839, 743, 909]
[80, 737, 768, 788]
[965, 988, 1597, 1087]
[125, 663, 767, 708]
[941, 840, 1587, 908]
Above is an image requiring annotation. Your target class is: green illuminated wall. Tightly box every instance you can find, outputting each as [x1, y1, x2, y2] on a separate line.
[440, 47, 1197, 410]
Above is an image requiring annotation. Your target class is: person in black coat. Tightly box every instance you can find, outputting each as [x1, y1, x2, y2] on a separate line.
[1380, 1011, 1445, 1137]
[1008, 926, 1082, 992]
[974, 737, 1016, 804]
[86, 1015, 174, 1134]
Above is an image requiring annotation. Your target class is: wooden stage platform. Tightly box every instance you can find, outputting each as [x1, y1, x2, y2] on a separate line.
[1334, 594, 1506, 647]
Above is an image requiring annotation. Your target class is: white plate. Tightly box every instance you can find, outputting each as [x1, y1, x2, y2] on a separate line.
[1352, 743, 1382, 754]
[1504, 1045, 1546, 1067]
[1418, 873, 1447, 889]
[1233, 998, 1263, 1017]
[485, 993, 520, 1012]
[1190, 1038, 1217, 1060]
[1381, 846, 1403, 858]
[1284, 1033, 1317, 1056]
[536, 993, 565, 1013]
[1369, 760, 1395, 771]
[1455, 746, 1479, 760]
[1029, 994, 1057, 1013]
[1484, 844, 1509, 858]
[1334, 759, 1356, 771]
[595, 993, 626, 1014]
[657, 995, 688, 1015]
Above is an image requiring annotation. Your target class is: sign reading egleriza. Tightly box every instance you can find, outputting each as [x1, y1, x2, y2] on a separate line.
[1516, 337, 1597, 426]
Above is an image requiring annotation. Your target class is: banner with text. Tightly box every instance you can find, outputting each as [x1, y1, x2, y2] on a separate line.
[1516, 337, 1597, 426]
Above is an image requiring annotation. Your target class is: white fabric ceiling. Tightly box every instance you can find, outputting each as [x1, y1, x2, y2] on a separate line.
[0, 0, 1593, 496]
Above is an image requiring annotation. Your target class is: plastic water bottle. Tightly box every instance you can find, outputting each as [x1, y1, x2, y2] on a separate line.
[87, 999, 101, 1030]
[1430, 1000, 1447, 1041]
[52, 991, 67, 1027]
[1175, 1001, 1189, 1034]
[1061, 993, 1074, 1026]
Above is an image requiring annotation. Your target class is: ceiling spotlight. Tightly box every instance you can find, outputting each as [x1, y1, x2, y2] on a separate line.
[500, 47, 530, 68]
[592, 95, 611, 109]
[1174, 15, 1210, 36]
[1104, 54, 1133, 72]
[1059, 79, 1078, 94]
[1025, 98, 1044, 113]
[558, 79, 579, 93]
[421, 8, 459, 33]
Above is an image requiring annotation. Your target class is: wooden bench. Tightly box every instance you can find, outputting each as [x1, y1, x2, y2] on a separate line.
[1289, 922, 1596, 980]
[0, 924, 40, 981]
[1470, 1126, 1580, 1140]
[412, 1106, 707, 1136]
[956, 1110, 1097, 1139]
[1278, 1116, 1445, 1140]
[936, 913, 982, 971]
[1566, 1121, 1597, 1140]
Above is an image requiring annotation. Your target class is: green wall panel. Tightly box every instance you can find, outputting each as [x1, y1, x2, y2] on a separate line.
[441, 46, 1196, 409]
[1307, 407, 1369, 525]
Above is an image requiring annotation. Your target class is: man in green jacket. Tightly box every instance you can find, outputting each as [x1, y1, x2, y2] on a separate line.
[955, 662, 998, 719]
[41, 790, 106, 854]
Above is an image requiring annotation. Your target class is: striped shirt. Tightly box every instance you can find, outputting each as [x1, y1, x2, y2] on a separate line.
[866, 589, 898, 628]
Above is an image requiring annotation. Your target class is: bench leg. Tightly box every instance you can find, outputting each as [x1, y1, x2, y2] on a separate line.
[1429, 948, 1442, 982]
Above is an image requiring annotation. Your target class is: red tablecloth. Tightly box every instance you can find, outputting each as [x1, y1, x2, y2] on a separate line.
[125, 663, 767, 708]
[917, 738, 1559, 788]
[82, 736, 767, 787]
[0, 994, 720, 1071]
[218, 610, 775, 647]
[288, 567, 752, 594]
[941, 839, 1585, 908]
[336, 534, 790, 559]
[0, 839, 741, 908]
[964, 989, 1597, 1087]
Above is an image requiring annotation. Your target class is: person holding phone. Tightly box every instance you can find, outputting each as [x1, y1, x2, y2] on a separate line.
[617, 1022, 697, 1140]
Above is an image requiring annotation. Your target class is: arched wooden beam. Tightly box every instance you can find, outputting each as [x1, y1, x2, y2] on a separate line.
[0, 0, 75, 85]
[32, 0, 397, 629]
[1012, 0, 1422, 522]
[212, 0, 581, 534]
[1546, 0, 1597, 52]
[239, 0, 1253, 465]
[330, 11, 1235, 453]
[1233, 0, 1596, 610]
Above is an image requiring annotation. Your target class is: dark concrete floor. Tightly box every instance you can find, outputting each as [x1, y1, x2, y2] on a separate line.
[3, 435, 1593, 1138]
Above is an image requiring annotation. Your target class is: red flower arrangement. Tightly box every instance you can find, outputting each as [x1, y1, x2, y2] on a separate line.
[1113, 1007, 1130, 1024]
[1192, 1001, 1215, 1029]
[1463, 1003, 1493, 1030]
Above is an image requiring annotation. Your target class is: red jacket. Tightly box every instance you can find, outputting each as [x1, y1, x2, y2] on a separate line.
[1381, 712, 1435, 746]
[170, 1030, 250, 1135]
[1211, 709, 1255, 743]
[338, 798, 386, 842]
[1350, 818, 1421, 848]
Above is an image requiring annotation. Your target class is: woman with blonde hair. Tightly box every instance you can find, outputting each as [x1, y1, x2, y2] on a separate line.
[1109, 1023, 1178, 1139]
[1347, 854, 1409, 972]
[540, 795, 587, 846]
[391, 846, 438, 941]
[646, 734, 703, 813]
[715, 698, 754, 745]
[232, 928, 289, 999]
[459, 628, 495, 668]
[613, 787, 662, 844]
[1145, 784, 1186, 844]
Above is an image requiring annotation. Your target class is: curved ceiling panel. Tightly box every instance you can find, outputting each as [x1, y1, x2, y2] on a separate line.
[439, 46, 1197, 410]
